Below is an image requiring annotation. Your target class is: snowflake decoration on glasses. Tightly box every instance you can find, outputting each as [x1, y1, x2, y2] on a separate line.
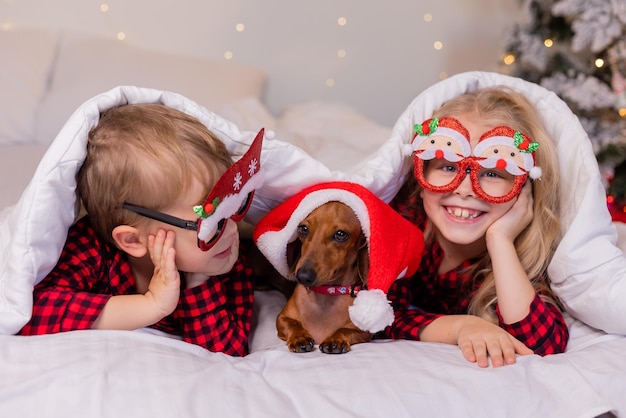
[248, 158, 258, 176]
[233, 172, 243, 191]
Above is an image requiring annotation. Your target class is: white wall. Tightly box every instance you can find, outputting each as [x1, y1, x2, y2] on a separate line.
[1, 0, 520, 126]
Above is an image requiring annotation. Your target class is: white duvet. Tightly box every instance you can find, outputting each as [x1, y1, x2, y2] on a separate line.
[1, 72, 626, 417]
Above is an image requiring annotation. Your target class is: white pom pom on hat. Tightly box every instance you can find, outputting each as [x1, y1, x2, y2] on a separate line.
[253, 181, 425, 333]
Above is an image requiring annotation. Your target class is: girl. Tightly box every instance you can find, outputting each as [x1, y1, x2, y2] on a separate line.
[383, 87, 569, 368]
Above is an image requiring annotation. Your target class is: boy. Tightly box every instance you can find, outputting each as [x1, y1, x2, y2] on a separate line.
[19, 104, 263, 357]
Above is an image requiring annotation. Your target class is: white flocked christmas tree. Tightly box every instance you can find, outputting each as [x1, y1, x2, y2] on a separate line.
[503, 0, 626, 186]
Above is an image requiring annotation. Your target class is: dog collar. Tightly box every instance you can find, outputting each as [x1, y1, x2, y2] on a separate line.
[308, 285, 362, 297]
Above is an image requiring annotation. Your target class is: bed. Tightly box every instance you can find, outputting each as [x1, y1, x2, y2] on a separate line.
[1, 29, 626, 418]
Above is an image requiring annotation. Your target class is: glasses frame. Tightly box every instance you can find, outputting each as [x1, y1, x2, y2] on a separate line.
[413, 156, 527, 204]
[122, 202, 227, 250]
[122, 191, 254, 251]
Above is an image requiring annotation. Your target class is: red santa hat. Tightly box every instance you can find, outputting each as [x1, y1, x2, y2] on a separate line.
[253, 181, 425, 333]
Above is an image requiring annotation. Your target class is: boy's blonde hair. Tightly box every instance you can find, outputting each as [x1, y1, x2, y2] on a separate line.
[410, 87, 562, 322]
[77, 103, 233, 243]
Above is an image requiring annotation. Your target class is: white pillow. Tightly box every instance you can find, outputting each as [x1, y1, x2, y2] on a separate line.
[0, 29, 59, 145]
[0, 144, 48, 210]
[35, 34, 266, 144]
[215, 97, 277, 133]
[274, 101, 392, 171]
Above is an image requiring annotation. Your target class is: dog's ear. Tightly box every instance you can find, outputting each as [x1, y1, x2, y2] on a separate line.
[286, 240, 302, 273]
[357, 236, 369, 285]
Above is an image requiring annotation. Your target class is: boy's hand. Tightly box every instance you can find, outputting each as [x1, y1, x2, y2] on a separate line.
[455, 315, 533, 368]
[146, 229, 181, 318]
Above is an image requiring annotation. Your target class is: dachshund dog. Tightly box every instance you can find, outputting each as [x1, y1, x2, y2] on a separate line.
[276, 201, 372, 354]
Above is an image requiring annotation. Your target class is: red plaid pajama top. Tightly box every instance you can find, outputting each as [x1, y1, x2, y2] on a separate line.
[19, 217, 254, 357]
[380, 188, 569, 355]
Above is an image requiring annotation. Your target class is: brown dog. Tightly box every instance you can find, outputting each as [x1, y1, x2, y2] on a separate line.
[276, 201, 372, 354]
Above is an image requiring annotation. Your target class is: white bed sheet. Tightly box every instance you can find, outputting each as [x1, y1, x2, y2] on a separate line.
[0, 290, 624, 418]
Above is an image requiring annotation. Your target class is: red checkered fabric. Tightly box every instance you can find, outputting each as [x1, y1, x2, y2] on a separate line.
[380, 189, 569, 355]
[19, 217, 254, 357]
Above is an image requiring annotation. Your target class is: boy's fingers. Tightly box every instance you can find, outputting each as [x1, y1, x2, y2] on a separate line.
[165, 247, 178, 282]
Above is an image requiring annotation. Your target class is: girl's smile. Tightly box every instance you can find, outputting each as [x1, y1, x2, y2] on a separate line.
[444, 205, 483, 221]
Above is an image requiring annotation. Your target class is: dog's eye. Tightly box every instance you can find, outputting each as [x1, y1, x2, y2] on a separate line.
[297, 225, 308, 238]
[333, 230, 349, 242]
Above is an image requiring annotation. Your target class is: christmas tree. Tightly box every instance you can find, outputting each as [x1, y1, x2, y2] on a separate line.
[502, 0, 626, 205]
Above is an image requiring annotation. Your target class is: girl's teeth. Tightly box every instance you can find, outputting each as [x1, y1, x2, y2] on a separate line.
[449, 207, 477, 219]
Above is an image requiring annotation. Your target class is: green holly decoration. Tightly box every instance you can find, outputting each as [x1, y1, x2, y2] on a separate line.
[414, 118, 439, 136]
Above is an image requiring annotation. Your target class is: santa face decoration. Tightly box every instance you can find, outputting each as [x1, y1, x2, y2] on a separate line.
[411, 117, 541, 204]
[123, 128, 265, 251]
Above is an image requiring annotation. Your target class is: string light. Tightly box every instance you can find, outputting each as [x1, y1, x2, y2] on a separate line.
[328, 17, 348, 87]
[503, 54, 516, 65]
[116, 32, 126, 41]
[224, 51, 233, 60]
[595, 58, 605, 68]
[619, 108, 626, 117]
[100, 3, 109, 12]
[544, 38, 553, 48]
[433, 41, 443, 50]
[236, 23, 245, 32]
[423, 13, 432, 23]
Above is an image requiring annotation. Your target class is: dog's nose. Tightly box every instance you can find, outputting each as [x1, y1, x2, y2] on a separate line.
[295, 268, 317, 286]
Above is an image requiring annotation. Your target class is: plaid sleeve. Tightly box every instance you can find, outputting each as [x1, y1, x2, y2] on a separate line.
[496, 292, 569, 355]
[380, 277, 442, 340]
[174, 257, 254, 356]
[18, 220, 115, 335]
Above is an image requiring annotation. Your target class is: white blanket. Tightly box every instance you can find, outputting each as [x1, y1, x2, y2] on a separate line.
[1, 73, 626, 417]
[0, 290, 623, 418]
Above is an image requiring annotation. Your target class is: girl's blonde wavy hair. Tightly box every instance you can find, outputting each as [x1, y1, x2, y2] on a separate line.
[77, 103, 233, 244]
[408, 87, 562, 323]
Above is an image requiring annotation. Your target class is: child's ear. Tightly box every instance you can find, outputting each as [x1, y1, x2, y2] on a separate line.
[112, 225, 148, 258]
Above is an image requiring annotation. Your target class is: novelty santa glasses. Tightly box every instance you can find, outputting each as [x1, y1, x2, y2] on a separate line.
[410, 117, 542, 204]
[123, 128, 265, 251]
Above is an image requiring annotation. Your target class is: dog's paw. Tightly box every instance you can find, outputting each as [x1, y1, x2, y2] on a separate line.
[319, 339, 350, 354]
[287, 336, 315, 353]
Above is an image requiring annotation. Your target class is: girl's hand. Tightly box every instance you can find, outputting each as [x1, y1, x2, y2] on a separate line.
[455, 315, 534, 368]
[146, 229, 181, 318]
[487, 181, 534, 244]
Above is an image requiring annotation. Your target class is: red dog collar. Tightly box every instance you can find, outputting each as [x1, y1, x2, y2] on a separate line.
[308, 285, 362, 297]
